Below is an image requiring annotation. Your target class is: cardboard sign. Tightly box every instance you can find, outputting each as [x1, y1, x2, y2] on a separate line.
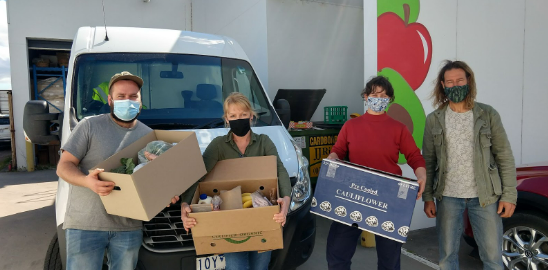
[308, 134, 338, 178]
[188, 156, 283, 255]
[94, 130, 207, 221]
[310, 159, 418, 243]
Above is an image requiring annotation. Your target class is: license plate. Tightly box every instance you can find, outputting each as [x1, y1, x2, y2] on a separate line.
[196, 254, 225, 270]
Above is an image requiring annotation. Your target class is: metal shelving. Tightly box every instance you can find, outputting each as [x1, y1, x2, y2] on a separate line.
[31, 65, 67, 113]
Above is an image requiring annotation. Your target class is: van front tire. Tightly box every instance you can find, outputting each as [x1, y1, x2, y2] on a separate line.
[44, 233, 62, 270]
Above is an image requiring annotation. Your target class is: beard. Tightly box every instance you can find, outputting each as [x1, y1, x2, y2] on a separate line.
[110, 105, 141, 123]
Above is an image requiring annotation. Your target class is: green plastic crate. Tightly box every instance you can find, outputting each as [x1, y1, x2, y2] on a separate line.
[324, 106, 348, 124]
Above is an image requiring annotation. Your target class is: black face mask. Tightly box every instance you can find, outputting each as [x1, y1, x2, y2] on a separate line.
[229, 118, 251, 137]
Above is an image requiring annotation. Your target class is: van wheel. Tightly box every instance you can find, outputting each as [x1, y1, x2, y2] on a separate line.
[44, 233, 62, 270]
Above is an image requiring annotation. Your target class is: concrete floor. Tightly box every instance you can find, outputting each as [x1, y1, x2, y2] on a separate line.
[0, 169, 58, 270]
[0, 169, 485, 270]
[298, 217, 437, 270]
[403, 225, 483, 270]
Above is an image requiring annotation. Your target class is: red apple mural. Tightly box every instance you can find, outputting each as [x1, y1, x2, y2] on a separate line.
[377, 1, 432, 163]
[378, 10, 432, 90]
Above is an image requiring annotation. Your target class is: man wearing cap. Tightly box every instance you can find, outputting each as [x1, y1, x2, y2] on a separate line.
[57, 72, 178, 269]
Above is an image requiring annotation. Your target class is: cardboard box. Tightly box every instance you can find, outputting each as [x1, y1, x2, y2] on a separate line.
[310, 159, 419, 243]
[289, 121, 313, 129]
[94, 130, 206, 221]
[188, 156, 283, 255]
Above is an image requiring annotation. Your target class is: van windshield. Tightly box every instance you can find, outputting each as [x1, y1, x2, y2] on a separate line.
[72, 53, 280, 129]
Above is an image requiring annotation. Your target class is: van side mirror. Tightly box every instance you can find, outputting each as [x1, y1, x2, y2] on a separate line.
[56, 107, 78, 142]
[23, 100, 60, 145]
[275, 99, 291, 129]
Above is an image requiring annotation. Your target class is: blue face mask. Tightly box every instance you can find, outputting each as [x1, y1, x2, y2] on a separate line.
[112, 99, 141, 121]
[366, 97, 390, 113]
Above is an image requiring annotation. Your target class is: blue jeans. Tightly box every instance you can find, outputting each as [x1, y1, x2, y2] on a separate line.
[66, 229, 142, 270]
[436, 197, 503, 270]
[224, 251, 272, 270]
[326, 221, 402, 270]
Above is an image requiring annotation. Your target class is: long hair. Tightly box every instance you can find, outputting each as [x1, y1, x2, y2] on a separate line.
[431, 60, 477, 110]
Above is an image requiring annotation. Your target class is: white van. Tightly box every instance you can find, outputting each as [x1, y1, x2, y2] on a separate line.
[24, 26, 316, 270]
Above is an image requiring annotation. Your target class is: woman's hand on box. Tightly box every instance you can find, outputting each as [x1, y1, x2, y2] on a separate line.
[414, 167, 427, 200]
[273, 196, 291, 227]
[167, 195, 180, 207]
[181, 202, 196, 232]
[416, 177, 426, 200]
[326, 153, 339, 160]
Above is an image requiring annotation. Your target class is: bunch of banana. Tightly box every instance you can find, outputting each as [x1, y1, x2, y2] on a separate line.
[242, 193, 253, 208]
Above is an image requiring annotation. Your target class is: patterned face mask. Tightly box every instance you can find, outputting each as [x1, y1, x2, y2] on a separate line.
[366, 97, 390, 113]
[444, 85, 469, 103]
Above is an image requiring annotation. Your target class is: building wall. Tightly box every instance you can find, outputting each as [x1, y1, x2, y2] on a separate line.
[7, 0, 191, 169]
[521, 0, 548, 165]
[417, 0, 548, 167]
[379, 0, 548, 229]
[455, 0, 525, 165]
[193, 0, 365, 121]
[191, 0, 269, 95]
[266, 0, 364, 121]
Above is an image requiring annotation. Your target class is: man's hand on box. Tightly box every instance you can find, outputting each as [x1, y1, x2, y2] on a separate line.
[85, 168, 115, 196]
[424, 201, 436, 218]
[273, 196, 291, 227]
[167, 195, 180, 207]
[181, 202, 196, 232]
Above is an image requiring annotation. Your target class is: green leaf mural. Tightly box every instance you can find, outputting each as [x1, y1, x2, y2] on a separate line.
[377, 0, 420, 24]
[379, 68, 426, 164]
[378, 0, 431, 164]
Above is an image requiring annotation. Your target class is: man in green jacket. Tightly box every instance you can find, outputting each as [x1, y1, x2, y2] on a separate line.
[422, 60, 517, 270]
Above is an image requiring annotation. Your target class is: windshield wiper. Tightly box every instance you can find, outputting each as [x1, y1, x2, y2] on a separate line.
[194, 118, 225, 129]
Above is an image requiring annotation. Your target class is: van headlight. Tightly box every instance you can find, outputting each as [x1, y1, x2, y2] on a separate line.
[289, 139, 311, 212]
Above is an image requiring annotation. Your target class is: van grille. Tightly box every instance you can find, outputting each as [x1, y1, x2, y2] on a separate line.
[0, 117, 9, 125]
[142, 206, 195, 252]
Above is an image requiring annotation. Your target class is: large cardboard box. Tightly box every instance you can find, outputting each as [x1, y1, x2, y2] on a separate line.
[188, 156, 283, 255]
[310, 159, 419, 243]
[94, 130, 206, 221]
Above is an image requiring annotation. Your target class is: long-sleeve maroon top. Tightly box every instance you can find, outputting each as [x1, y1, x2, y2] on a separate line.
[331, 112, 425, 176]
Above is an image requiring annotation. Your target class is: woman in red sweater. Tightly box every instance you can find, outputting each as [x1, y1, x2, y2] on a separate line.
[326, 76, 426, 270]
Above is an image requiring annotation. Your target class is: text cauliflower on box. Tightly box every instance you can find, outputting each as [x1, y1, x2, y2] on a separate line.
[310, 159, 418, 243]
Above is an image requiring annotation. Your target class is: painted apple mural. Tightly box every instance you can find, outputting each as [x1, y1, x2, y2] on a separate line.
[378, 12, 432, 90]
[377, 0, 420, 25]
[377, 1, 432, 163]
